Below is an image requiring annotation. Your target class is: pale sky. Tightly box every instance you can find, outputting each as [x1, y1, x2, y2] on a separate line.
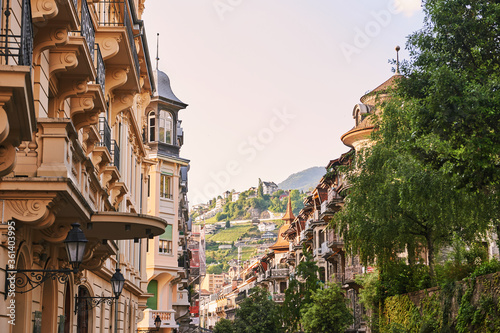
[142, 1, 425, 205]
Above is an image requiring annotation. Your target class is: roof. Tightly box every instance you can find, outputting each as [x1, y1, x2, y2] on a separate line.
[153, 69, 188, 108]
[269, 223, 290, 251]
[360, 74, 403, 104]
[281, 193, 295, 222]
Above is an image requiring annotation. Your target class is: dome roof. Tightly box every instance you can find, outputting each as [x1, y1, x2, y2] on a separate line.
[153, 70, 187, 107]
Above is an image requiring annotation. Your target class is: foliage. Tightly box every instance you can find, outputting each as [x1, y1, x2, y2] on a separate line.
[282, 248, 319, 332]
[225, 220, 231, 229]
[301, 282, 353, 333]
[213, 318, 234, 333]
[206, 224, 253, 242]
[233, 287, 283, 333]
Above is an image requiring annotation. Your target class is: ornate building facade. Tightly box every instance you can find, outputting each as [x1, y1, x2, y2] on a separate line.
[0, 0, 189, 332]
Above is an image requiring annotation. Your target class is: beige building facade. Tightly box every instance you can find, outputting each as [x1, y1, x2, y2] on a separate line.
[0, 0, 189, 332]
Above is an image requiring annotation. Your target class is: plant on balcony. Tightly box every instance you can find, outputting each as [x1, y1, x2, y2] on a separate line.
[301, 282, 353, 333]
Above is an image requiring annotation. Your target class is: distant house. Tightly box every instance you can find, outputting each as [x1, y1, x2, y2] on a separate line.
[223, 190, 231, 199]
[262, 181, 278, 195]
[218, 244, 232, 250]
[215, 197, 226, 209]
[258, 222, 276, 232]
[261, 231, 276, 239]
[232, 192, 240, 202]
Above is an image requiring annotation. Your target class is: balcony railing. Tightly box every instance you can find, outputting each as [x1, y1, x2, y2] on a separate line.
[235, 290, 246, 303]
[111, 140, 120, 171]
[0, 0, 33, 66]
[98, 117, 111, 152]
[96, 0, 125, 26]
[270, 268, 289, 278]
[95, 44, 105, 94]
[328, 187, 343, 205]
[123, 2, 140, 79]
[345, 265, 364, 283]
[272, 293, 285, 303]
[96, 0, 139, 78]
[81, 0, 95, 62]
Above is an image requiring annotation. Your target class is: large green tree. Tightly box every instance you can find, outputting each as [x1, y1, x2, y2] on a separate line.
[334, 94, 490, 279]
[233, 287, 283, 333]
[398, 0, 500, 191]
[281, 248, 319, 332]
[301, 283, 353, 333]
[213, 318, 234, 333]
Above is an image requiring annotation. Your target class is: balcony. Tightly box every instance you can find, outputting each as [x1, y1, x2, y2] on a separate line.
[95, 45, 106, 95]
[94, 0, 141, 94]
[0, 0, 33, 66]
[270, 268, 289, 279]
[321, 241, 332, 258]
[328, 236, 344, 251]
[345, 265, 364, 284]
[0, 0, 36, 177]
[138, 309, 177, 330]
[111, 140, 120, 171]
[235, 290, 246, 304]
[98, 117, 112, 152]
[328, 187, 344, 207]
[272, 293, 285, 303]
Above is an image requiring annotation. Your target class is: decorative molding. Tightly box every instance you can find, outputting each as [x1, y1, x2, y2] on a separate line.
[39, 223, 71, 243]
[105, 67, 129, 97]
[33, 27, 69, 65]
[70, 95, 99, 131]
[109, 91, 134, 127]
[32, 0, 59, 23]
[102, 166, 119, 190]
[2, 197, 60, 229]
[91, 147, 111, 175]
[49, 50, 79, 79]
[96, 37, 121, 60]
[49, 79, 89, 117]
[109, 182, 127, 209]
[0, 142, 16, 177]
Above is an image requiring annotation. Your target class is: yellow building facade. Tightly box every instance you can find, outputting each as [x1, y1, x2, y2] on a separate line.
[0, 0, 188, 332]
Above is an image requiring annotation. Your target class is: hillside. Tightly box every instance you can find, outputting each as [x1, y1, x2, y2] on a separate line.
[278, 166, 325, 192]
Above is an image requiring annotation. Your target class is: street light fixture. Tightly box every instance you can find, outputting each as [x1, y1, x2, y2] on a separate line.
[4, 223, 88, 299]
[154, 315, 162, 330]
[74, 268, 125, 314]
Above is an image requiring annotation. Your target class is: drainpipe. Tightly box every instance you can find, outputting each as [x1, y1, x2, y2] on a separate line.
[115, 248, 120, 333]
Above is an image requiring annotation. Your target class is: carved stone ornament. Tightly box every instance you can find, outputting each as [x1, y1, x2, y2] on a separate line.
[32, 0, 59, 23]
[33, 27, 69, 65]
[0, 142, 16, 177]
[3, 197, 60, 229]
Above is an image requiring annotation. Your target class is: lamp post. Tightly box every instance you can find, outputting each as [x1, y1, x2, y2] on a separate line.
[4, 223, 88, 299]
[74, 268, 125, 314]
[154, 314, 162, 331]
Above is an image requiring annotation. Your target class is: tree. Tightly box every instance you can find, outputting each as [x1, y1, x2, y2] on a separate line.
[301, 283, 353, 333]
[233, 287, 283, 333]
[334, 127, 488, 279]
[257, 178, 264, 198]
[213, 318, 234, 333]
[397, 0, 500, 191]
[282, 248, 319, 332]
[225, 220, 231, 229]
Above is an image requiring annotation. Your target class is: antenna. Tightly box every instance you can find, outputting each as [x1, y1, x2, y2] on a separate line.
[156, 33, 160, 70]
[395, 45, 401, 74]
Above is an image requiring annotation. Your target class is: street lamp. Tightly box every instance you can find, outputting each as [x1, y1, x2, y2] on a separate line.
[111, 268, 125, 298]
[5, 223, 88, 299]
[74, 268, 125, 314]
[154, 315, 162, 330]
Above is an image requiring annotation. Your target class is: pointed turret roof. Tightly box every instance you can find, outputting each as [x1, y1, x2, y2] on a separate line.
[153, 69, 188, 108]
[281, 193, 295, 224]
[269, 193, 294, 252]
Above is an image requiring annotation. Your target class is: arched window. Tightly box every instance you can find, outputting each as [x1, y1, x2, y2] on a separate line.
[158, 110, 173, 144]
[148, 111, 155, 142]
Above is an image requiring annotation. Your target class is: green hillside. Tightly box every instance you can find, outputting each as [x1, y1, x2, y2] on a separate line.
[278, 166, 326, 192]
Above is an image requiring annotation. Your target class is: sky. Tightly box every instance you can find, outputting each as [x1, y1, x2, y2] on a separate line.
[142, 0, 425, 205]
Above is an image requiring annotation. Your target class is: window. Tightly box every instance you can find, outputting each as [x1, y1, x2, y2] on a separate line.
[159, 240, 172, 254]
[160, 174, 172, 199]
[148, 111, 155, 142]
[158, 110, 173, 144]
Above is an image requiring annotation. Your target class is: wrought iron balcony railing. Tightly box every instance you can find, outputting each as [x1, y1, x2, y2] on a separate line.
[0, 0, 33, 66]
[81, 0, 95, 62]
[96, 0, 140, 79]
[98, 117, 112, 152]
[123, 3, 140, 79]
[111, 140, 120, 171]
[94, 44, 105, 95]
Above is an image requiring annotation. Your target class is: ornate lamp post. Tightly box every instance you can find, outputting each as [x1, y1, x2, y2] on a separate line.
[74, 268, 125, 314]
[5, 223, 88, 299]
